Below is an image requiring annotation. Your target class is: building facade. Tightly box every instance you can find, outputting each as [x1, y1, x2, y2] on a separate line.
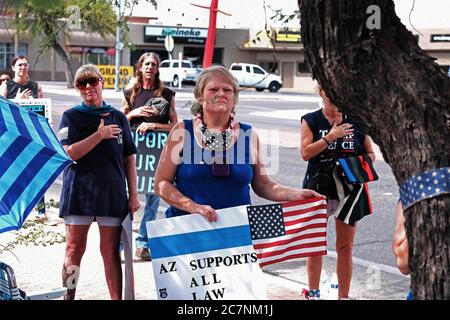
[1, 14, 449, 90]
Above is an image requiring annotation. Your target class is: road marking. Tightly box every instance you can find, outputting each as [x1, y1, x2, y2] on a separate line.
[327, 250, 410, 278]
[250, 109, 315, 121]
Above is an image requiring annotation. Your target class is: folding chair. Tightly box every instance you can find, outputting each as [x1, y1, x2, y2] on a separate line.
[0, 262, 66, 300]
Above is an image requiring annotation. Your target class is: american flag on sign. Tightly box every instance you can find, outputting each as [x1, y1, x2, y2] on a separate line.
[247, 197, 328, 267]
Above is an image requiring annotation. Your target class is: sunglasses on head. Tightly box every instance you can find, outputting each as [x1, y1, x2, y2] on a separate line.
[76, 77, 103, 90]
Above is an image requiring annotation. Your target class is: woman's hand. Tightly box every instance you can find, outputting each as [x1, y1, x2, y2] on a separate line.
[287, 189, 324, 201]
[15, 88, 32, 99]
[130, 106, 158, 119]
[328, 121, 354, 141]
[192, 204, 217, 222]
[128, 194, 141, 215]
[137, 122, 156, 135]
[97, 119, 121, 139]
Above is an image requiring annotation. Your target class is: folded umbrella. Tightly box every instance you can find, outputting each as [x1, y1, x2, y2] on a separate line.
[0, 97, 73, 233]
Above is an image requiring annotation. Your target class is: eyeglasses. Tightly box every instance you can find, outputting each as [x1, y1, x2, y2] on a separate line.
[16, 63, 29, 68]
[76, 77, 103, 90]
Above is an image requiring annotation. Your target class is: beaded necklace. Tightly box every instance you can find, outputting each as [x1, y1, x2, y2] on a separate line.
[200, 124, 232, 151]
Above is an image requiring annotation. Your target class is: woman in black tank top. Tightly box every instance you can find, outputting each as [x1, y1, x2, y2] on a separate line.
[300, 86, 376, 300]
[0, 56, 43, 99]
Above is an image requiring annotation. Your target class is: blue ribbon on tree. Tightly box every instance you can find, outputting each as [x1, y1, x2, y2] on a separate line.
[399, 167, 450, 210]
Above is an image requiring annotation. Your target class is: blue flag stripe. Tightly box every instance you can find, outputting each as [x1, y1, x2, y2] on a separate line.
[0, 147, 56, 215]
[0, 140, 43, 198]
[0, 160, 70, 233]
[339, 159, 356, 183]
[40, 116, 67, 155]
[0, 136, 32, 180]
[6, 151, 69, 222]
[29, 113, 54, 151]
[18, 161, 70, 230]
[0, 131, 22, 159]
[1, 103, 20, 136]
[148, 225, 253, 259]
[0, 105, 7, 135]
[10, 104, 32, 140]
[20, 111, 45, 146]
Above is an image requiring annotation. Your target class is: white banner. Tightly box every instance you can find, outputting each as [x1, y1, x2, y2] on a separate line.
[147, 206, 267, 300]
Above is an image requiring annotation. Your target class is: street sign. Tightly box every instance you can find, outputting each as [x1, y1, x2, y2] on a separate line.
[164, 35, 174, 52]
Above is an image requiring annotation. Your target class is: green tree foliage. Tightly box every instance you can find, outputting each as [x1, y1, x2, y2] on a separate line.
[6, 0, 156, 87]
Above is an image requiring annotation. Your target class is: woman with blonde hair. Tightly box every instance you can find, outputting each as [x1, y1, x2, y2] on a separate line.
[155, 66, 320, 222]
[58, 64, 140, 299]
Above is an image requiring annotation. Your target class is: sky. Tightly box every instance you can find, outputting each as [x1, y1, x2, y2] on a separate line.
[127, 0, 450, 31]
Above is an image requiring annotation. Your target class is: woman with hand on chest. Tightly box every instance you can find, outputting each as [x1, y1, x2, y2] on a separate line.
[121, 52, 178, 261]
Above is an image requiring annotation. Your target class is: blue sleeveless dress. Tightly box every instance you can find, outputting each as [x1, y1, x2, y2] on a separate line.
[165, 119, 254, 217]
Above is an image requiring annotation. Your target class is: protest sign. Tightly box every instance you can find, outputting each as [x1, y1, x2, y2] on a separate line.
[12, 98, 52, 122]
[131, 129, 169, 194]
[147, 206, 267, 300]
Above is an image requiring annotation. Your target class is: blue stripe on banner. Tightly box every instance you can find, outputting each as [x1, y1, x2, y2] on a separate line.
[148, 225, 253, 259]
[340, 159, 356, 183]
[0, 147, 56, 215]
[0, 136, 32, 180]
[10, 104, 32, 140]
[29, 113, 54, 151]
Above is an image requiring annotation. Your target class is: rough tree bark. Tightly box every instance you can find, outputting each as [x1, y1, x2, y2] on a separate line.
[298, 0, 450, 299]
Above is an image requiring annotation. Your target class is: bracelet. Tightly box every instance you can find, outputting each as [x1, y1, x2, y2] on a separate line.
[322, 137, 331, 146]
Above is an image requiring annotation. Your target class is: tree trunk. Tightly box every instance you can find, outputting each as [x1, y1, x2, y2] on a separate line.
[298, 0, 450, 299]
[52, 40, 75, 88]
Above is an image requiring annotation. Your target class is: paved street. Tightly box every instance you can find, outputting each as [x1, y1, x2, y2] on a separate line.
[0, 82, 410, 300]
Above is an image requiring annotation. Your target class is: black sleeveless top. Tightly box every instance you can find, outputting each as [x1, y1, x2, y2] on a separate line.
[301, 108, 367, 187]
[123, 87, 175, 128]
[6, 80, 39, 99]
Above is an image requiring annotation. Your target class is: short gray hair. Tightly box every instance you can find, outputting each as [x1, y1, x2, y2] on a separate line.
[191, 66, 239, 116]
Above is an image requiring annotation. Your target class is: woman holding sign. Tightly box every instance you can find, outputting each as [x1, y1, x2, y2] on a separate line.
[121, 52, 178, 261]
[58, 64, 140, 300]
[155, 66, 320, 221]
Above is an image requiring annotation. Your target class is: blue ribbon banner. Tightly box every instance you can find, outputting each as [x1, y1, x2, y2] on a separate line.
[399, 167, 450, 210]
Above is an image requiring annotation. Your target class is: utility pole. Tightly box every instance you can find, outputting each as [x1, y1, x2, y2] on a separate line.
[114, 2, 122, 92]
[191, 1, 231, 68]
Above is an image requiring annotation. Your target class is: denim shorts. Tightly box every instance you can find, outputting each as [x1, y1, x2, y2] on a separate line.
[64, 215, 122, 227]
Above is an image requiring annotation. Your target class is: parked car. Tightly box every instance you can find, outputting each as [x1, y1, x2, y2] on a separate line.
[229, 63, 283, 92]
[159, 59, 202, 86]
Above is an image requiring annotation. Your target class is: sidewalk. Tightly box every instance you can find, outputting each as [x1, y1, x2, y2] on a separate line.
[0, 179, 410, 300]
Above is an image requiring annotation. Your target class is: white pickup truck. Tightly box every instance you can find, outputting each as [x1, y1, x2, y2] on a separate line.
[159, 59, 202, 87]
[229, 63, 283, 92]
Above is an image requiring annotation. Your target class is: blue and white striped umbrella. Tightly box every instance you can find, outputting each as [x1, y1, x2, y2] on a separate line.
[0, 97, 72, 233]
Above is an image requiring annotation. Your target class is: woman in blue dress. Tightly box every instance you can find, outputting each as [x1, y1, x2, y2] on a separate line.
[154, 66, 320, 222]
